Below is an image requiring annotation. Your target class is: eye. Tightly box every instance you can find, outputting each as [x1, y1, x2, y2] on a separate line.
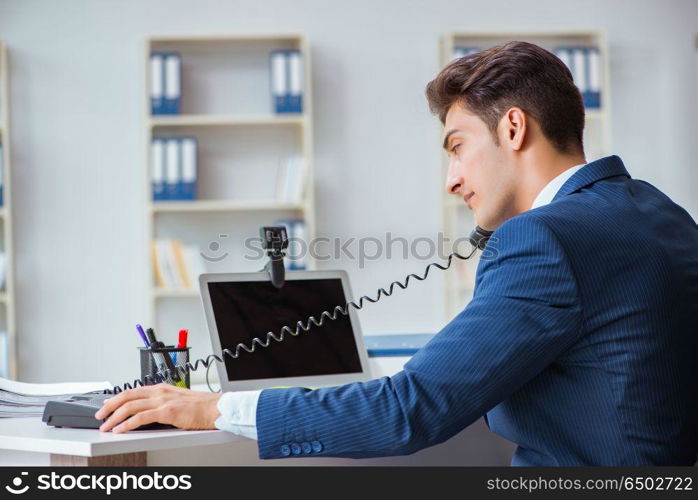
[450, 143, 461, 154]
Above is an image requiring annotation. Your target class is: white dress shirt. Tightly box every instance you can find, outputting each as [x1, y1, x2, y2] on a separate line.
[214, 163, 587, 440]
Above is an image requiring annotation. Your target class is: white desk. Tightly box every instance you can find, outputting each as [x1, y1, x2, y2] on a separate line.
[0, 416, 243, 466]
[0, 358, 515, 466]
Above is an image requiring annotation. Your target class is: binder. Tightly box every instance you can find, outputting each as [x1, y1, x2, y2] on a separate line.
[0, 141, 3, 207]
[180, 137, 198, 200]
[287, 50, 303, 113]
[150, 53, 165, 115]
[555, 46, 601, 109]
[586, 47, 601, 109]
[270, 50, 289, 113]
[164, 138, 181, 200]
[151, 139, 165, 201]
[163, 52, 182, 115]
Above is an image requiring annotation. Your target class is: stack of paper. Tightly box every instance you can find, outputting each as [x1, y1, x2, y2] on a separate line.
[0, 377, 113, 418]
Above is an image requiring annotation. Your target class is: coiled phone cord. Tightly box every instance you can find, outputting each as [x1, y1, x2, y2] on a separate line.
[106, 228, 491, 394]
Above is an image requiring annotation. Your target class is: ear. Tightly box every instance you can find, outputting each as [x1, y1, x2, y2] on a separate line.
[499, 107, 527, 151]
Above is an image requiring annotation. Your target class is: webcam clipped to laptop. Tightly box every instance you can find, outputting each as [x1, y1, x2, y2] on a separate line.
[199, 270, 372, 392]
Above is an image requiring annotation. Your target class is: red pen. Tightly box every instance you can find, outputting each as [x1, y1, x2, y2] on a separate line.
[177, 329, 188, 348]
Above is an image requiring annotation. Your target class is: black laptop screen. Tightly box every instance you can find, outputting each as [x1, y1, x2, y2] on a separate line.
[207, 278, 363, 382]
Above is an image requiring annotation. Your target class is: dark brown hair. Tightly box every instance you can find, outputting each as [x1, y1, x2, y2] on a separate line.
[426, 41, 585, 154]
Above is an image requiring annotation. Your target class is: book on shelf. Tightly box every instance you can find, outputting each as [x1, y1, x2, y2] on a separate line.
[152, 137, 198, 201]
[553, 46, 601, 109]
[273, 219, 307, 270]
[269, 50, 304, 114]
[152, 239, 206, 290]
[150, 52, 181, 115]
[275, 155, 307, 204]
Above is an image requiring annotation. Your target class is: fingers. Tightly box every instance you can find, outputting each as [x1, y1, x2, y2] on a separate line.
[111, 409, 162, 434]
[99, 398, 157, 432]
[95, 383, 172, 420]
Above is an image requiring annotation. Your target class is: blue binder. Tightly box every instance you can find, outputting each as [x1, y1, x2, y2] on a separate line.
[151, 138, 165, 201]
[179, 137, 198, 200]
[555, 46, 602, 110]
[150, 53, 165, 115]
[585, 47, 601, 109]
[270, 50, 289, 113]
[164, 138, 181, 199]
[162, 52, 182, 115]
[287, 50, 303, 113]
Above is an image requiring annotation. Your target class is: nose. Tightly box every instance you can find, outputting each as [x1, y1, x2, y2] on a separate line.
[446, 173, 464, 196]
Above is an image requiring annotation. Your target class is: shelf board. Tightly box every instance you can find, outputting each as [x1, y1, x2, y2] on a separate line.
[149, 34, 304, 44]
[150, 200, 305, 213]
[450, 29, 602, 40]
[149, 114, 306, 128]
[152, 288, 200, 299]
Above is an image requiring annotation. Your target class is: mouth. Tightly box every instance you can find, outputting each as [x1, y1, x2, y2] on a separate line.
[463, 192, 475, 208]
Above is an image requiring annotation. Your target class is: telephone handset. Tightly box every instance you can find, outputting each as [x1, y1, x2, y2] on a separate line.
[104, 226, 493, 394]
[469, 226, 494, 250]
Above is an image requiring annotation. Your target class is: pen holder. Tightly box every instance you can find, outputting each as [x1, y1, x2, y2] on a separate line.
[139, 346, 191, 389]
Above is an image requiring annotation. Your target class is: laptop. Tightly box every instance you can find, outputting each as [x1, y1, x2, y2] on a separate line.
[199, 270, 372, 392]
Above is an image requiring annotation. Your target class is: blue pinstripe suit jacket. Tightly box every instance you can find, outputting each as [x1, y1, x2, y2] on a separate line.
[256, 156, 698, 465]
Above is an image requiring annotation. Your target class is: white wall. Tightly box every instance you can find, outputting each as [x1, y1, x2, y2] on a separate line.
[0, 0, 696, 385]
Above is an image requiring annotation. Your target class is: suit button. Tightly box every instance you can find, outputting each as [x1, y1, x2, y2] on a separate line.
[311, 440, 323, 453]
[291, 442, 302, 455]
[301, 442, 312, 454]
[280, 444, 291, 457]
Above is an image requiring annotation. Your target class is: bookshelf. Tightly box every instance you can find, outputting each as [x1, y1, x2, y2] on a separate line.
[440, 30, 612, 318]
[144, 35, 315, 381]
[0, 40, 16, 378]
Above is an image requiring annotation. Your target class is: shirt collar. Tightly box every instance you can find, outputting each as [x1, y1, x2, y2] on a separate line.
[530, 164, 586, 210]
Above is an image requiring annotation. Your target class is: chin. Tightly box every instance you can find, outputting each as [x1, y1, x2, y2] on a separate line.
[474, 213, 499, 232]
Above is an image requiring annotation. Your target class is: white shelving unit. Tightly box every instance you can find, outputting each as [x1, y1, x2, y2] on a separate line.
[144, 35, 315, 378]
[0, 40, 17, 378]
[440, 30, 612, 319]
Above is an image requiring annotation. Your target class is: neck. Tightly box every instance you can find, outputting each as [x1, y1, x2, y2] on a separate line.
[514, 147, 586, 213]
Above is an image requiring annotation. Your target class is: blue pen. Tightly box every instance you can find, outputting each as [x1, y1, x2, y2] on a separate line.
[136, 324, 150, 347]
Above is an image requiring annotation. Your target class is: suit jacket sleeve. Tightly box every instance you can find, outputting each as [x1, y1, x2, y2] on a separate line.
[255, 214, 583, 459]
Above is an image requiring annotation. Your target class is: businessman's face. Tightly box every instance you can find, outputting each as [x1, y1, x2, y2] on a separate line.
[443, 103, 519, 231]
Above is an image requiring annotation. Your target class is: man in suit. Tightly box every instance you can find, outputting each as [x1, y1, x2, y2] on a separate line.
[96, 41, 698, 466]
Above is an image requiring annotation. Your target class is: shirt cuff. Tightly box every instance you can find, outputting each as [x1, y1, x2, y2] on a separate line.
[214, 390, 262, 440]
